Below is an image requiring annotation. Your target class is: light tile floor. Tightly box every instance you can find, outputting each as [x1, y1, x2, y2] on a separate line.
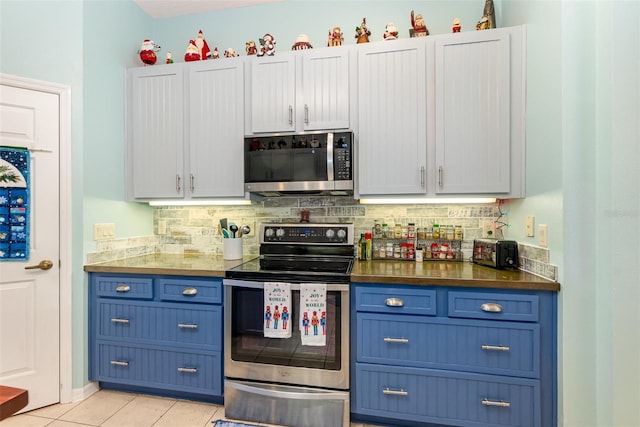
[0, 390, 378, 427]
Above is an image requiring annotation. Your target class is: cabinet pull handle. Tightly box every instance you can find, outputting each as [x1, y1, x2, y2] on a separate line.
[482, 398, 510, 408]
[304, 104, 309, 124]
[288, 105, 293, 125]
[480, 303, 503, 313]
[115, 284, 131, 293]
[420, 166, 425, 188]
[438, 166, 443, 187]
[178, 323, 198, 329]
[111, 318, 130, 324]
[182, 287, 198, 296]
[482, 344, 510, 352]
[110, 360, 129, 367]
[384, 337, 409, 344]
[176, 174, 181, 192]
[383, 388, 408, 396]
[190, 173, 195, 193]
[178, 367, 198, 374]
[385, 297, 404, 307]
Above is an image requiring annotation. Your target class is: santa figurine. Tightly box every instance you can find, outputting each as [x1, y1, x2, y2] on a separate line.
[184, 40, 200, 62]
[224, 48, 238, 58]
[452, 18, 462, 33]
[383, 22, 399, 40]
[195, 29, 211, 59]
[139, 39, 160, 65]
[165, 51, 174, 64]
[292, 34, 313, 50]
[257, 33, 276, 56]
[410, 10, 429, 37]
[246, 40, 258, 55]
[327, 27, 343, 47]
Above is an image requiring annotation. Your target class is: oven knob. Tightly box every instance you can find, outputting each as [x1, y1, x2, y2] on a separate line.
[325, 229, 335, 239]
[265, 228, 274, 238]
[276, 228, 285, 238]
[337, 229, 346, 240]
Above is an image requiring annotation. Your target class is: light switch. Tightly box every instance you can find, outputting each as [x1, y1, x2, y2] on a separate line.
[538, 224, 548, 247]
[525, 216, 535, 237]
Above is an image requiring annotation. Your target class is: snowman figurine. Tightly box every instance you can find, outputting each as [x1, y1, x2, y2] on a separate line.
[139, 39, 160, 65]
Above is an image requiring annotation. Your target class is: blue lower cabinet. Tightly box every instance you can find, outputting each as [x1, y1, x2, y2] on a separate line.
[89, 273, 224, 400]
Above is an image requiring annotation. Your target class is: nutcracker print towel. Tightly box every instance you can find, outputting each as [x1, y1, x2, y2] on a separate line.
[263, 282, 292, 338]
[300, 283, 327, 346]
[0, 147, 30, 260]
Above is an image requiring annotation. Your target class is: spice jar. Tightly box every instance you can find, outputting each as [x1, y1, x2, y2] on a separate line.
[394, 224, 402, 239]
[432, 224, 440, 239]
[454, 225, 463, 240]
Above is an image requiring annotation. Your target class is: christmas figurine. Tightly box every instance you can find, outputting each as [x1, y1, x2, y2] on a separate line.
[265, 306, 271, 328]
[184, 40, 200, 62]
[165, 51, 173, 64]
[452, 18, 462, 33]
[224, 48, 238, 58]
[292, 34, 313, 50]
[282, 306, 289, 330]
[410, 10, 429, 37]
[246, 40, 258, 55]
[211, 47, 220, 59]
[195, 29, 211, 59]
[138, 39, 160, 65]
[327, 26, 343, 47]
[483, 0, 496, 29]
[257, 33, 276, 56]
[383, 22, 399, 40]
[355, 17, 371, 43]
[476, 15, 491, 30]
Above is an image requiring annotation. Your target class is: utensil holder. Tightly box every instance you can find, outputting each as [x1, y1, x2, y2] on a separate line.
[223, 238, 243, 260]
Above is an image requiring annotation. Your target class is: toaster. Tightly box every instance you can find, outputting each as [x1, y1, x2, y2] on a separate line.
[472, 238, 519, 269]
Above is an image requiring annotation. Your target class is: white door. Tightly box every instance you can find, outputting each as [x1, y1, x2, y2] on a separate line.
[0, 83, 61, 412]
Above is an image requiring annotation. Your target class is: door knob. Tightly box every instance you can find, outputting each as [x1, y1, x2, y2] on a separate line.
[24, 260, 54, 270]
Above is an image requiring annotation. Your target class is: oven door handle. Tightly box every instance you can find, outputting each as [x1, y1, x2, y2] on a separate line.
[226, 380, 350, 401]
[223, 279, 349, 292]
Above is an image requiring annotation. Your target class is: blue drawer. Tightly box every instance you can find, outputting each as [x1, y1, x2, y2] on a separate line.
[357, 313, 540, 378]
[355, 286, 437, 316]
[355, 363, 541, 427]
[158, 278, 222, 304]
[95, 275, 153, 300]
[448, 291, 539, 322]
[96, 300, 222, 350]
[94, 342, 222, 396]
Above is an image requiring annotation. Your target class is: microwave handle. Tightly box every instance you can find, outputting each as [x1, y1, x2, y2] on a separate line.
[327, 132, 334, 181]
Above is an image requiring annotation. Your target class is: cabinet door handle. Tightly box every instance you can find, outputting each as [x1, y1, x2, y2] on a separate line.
[438, 166, 443, 188]
[190, 173, 195, 193]
[385, 297, 404, 307]
[115, 284, 131, 293]
[382, 388, 408, 396]
[480, 303, 503, 313]
[384, 337, 409, 344]
[182, 287, 198, 296]
[482, 344, 510, 352]
[420, 166, 425, 188]
[288, 105, 293, 125]
[178, 323, 198, 329]
[304, 104, 309, 124]
[482, 398, 510, 408]
[110, 360, 129, 367]
[178, 367, 198, 374]
[111, 318, 130, 324]
[176, 174, 181, 192]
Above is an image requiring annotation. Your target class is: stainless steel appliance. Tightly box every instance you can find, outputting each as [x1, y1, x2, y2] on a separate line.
[224, 223, 354, 427]
[472, 238, 520, 269]
[244, 131, 353, 197]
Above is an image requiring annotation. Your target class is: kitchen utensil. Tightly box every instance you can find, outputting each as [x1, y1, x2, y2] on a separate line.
[229, 223, 238, 238]
[239, 225, 251, 237]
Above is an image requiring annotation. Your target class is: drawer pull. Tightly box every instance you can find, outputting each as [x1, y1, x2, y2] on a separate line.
[482, 344, 510, 352]
[480, 302, 503, 313]
[110, 360, 129, 367]
[385, 297, 404, 307]
[178, 323, 198, 329]
[383, 388, 408, 396]
[115, 284, 131, 293]
[178, 367, 198, 374]
[182, 287, 198, 296]
[384, 337, 409, 344]
[110, 318, 130, 324]
[482, 398, 511, 408]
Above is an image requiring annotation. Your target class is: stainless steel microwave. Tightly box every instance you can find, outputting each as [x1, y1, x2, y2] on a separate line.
[244, 131, 353, 197]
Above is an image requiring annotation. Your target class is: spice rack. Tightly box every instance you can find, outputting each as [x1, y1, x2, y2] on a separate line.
[371, 238, 463, 261]
[417, 238, 463, 261]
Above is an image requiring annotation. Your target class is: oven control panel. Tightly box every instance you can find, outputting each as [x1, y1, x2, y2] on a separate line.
[260, 224, 354, 245]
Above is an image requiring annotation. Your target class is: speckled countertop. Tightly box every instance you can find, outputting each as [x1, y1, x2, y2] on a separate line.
[84, 254, 560, 291]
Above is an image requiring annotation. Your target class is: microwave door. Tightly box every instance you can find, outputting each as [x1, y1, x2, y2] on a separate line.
[292, 147, 328, 181]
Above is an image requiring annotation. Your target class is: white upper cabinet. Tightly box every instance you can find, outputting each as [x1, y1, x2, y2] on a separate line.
[356, 39, 428, 196]
[248, 47, 350, 133]
[128, 64, 185, 199]
[434, 26, 525, 197]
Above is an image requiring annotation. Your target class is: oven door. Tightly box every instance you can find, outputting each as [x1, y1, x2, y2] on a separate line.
[223, 279, 349, 390]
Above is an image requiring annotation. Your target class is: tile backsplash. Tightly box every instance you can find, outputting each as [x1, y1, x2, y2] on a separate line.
[86, 196, 557, 281]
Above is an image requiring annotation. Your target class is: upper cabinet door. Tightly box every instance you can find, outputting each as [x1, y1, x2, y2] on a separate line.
[250, 55, 296, 133]
[301, 49, 350, 130]
[434, 28, 516, 195]
[128, 64, 185, 199]
[357, 39, 428, 196]
[187, 59, 245, 198]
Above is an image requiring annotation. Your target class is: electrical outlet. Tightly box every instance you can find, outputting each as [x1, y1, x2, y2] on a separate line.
[93, 223, 115, 240]
[525, 216, 535, 237]
[482, 220, 496, 238]
[157, 220, 167, 235]
[538, 224, 548, 247]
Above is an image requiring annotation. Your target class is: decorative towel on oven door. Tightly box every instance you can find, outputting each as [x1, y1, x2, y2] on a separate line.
[0, 146, 30, 260]
[263, 282, 292, 338]
[300, 283, 327, 346]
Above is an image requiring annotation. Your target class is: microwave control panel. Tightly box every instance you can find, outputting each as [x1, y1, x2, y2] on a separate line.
[333, 132, 352, 181]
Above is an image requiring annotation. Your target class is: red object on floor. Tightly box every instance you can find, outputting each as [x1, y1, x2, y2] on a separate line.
[0, 385, 28, 420]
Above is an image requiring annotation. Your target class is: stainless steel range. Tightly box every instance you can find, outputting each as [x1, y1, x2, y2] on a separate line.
[223, 223, 354, 427]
